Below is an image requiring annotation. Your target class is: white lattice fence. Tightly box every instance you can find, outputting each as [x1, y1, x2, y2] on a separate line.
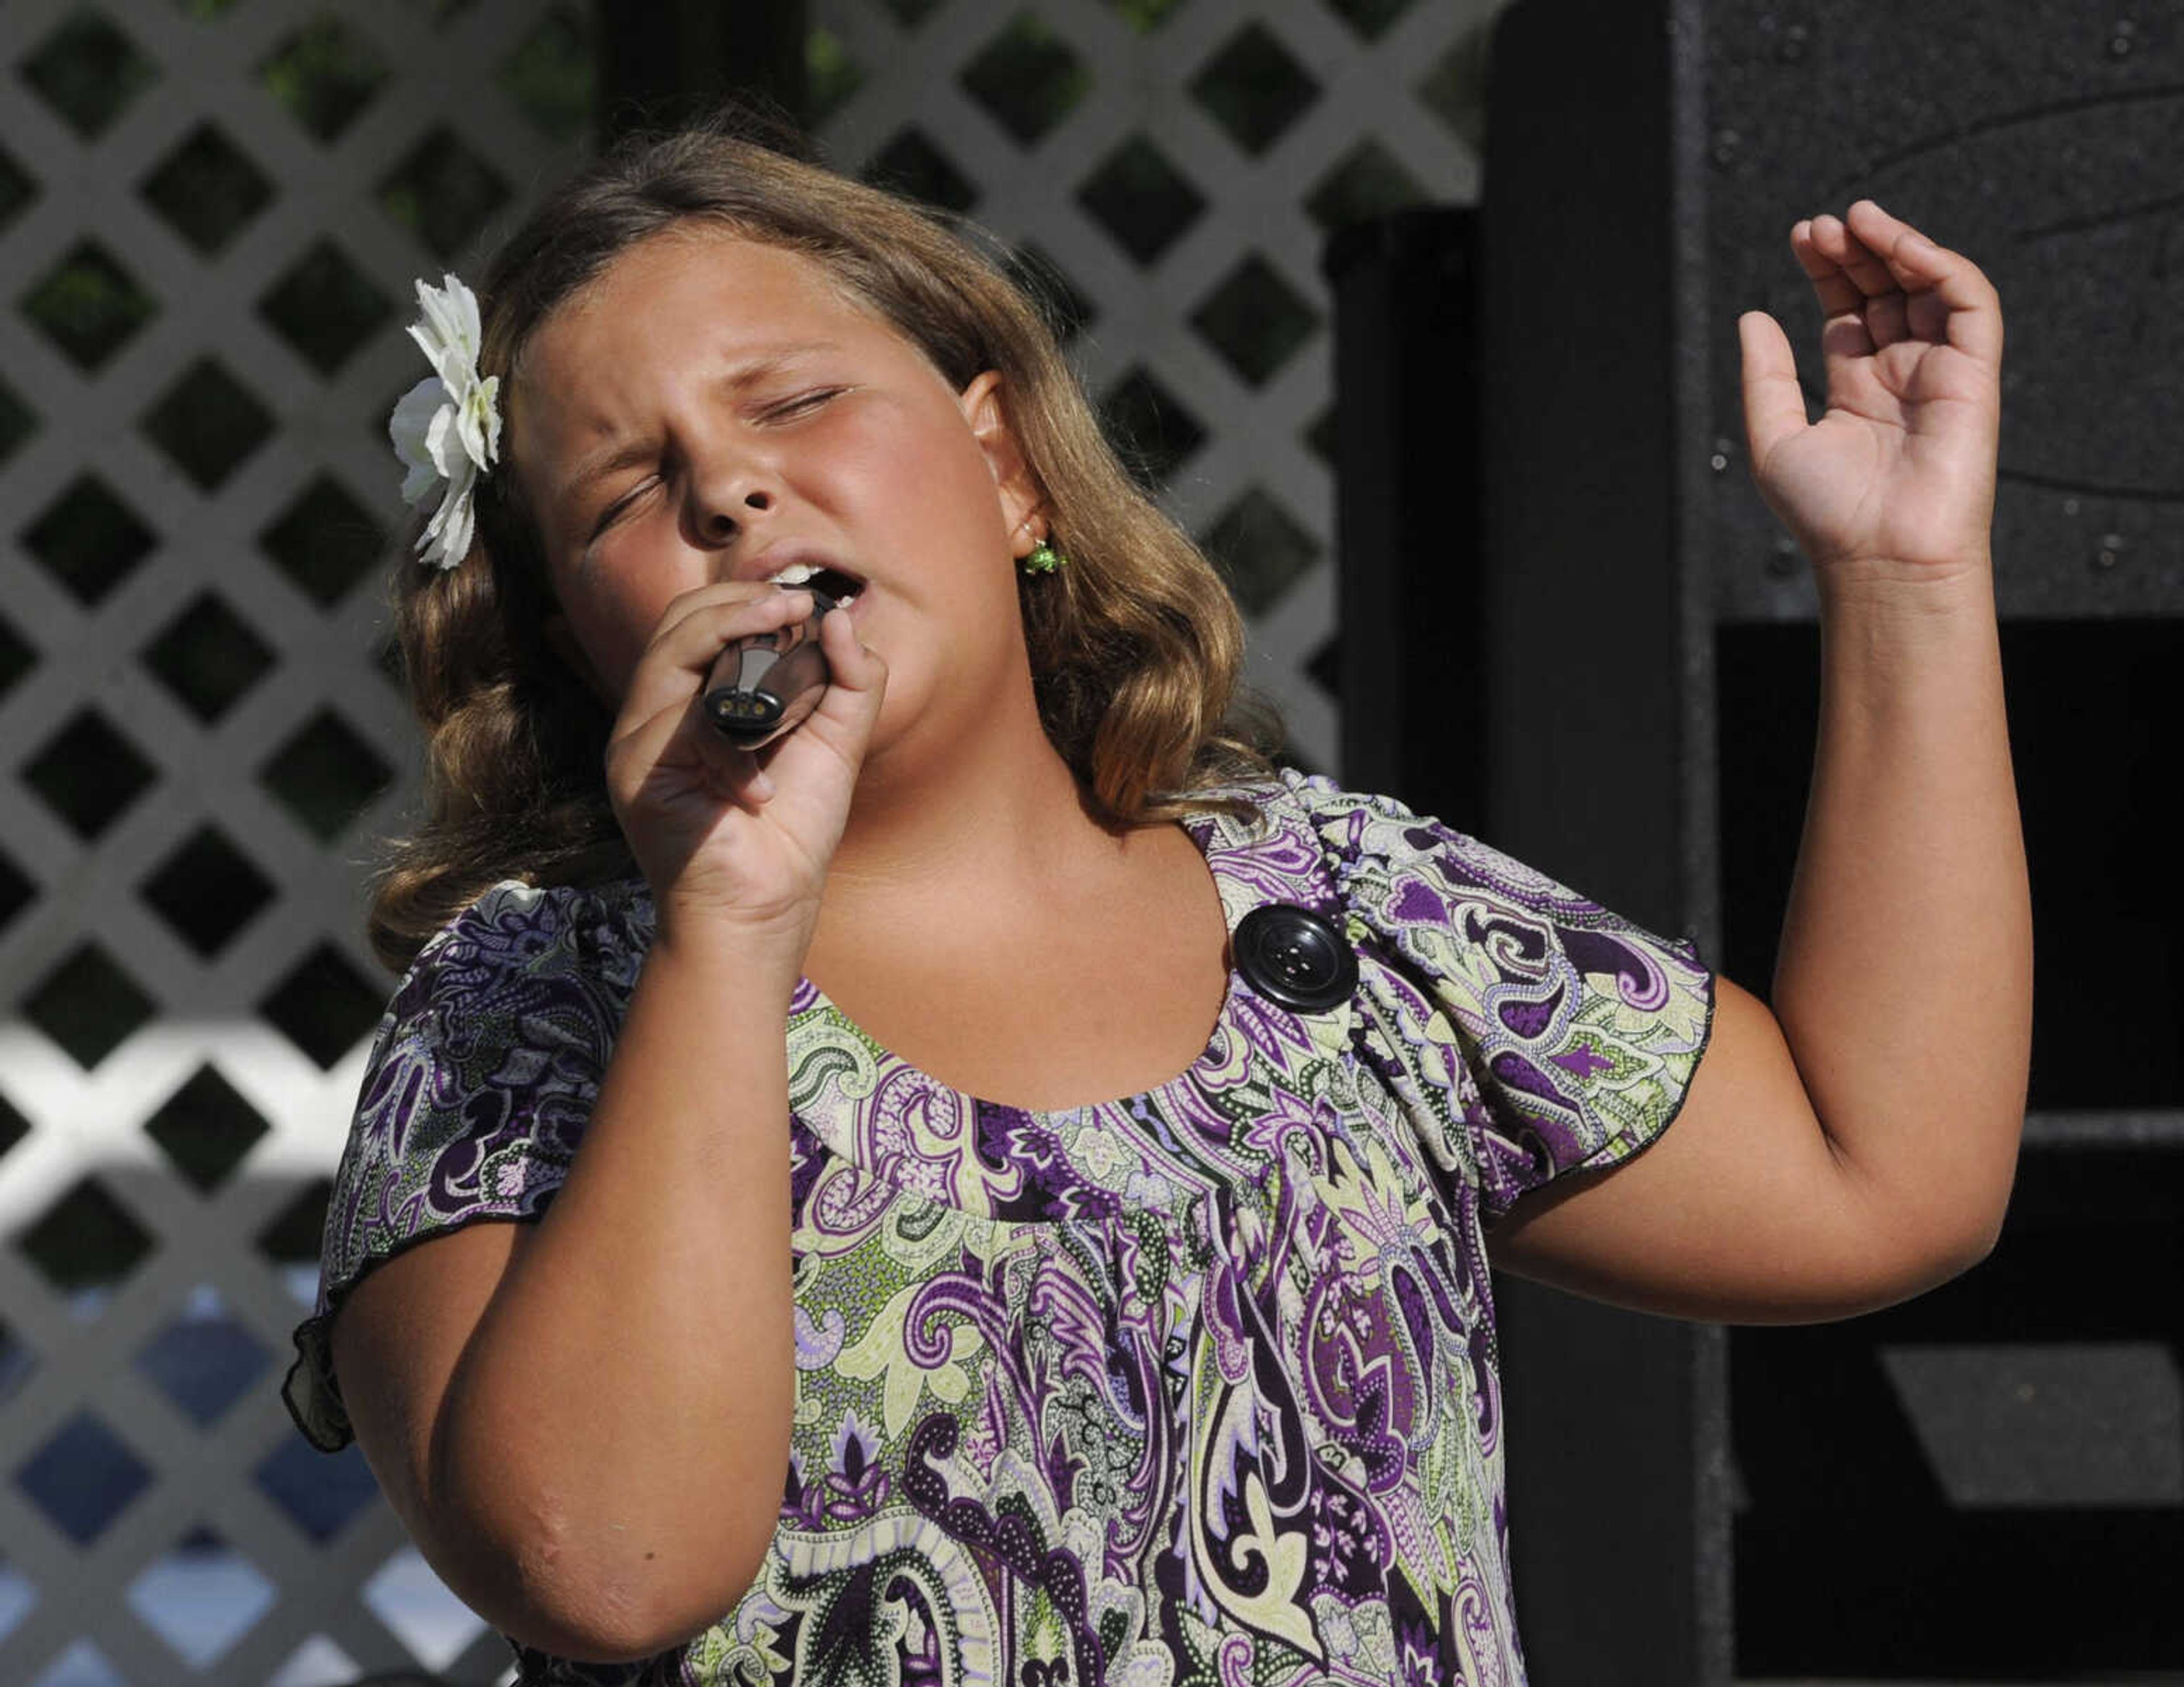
[810, 0, 1503, 769]
[0, 1, 586, 1681]
[0, 1, 1497, 1682]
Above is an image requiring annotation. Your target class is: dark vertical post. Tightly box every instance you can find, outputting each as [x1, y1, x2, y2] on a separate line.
[595, 0, 810, 140]
[1323, 209, 1490, 835]
[1480, 1, 1724, 1682]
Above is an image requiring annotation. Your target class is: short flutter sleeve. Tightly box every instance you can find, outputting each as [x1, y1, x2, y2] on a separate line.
[1300, 776, 1715, 1217]
[280, 878, 646, 1451]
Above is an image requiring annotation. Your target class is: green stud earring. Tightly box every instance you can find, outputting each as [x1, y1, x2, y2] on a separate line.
[1022, 537, 1066, 576]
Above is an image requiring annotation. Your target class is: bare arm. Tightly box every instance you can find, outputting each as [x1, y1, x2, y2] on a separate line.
[332, 590, 886, 1660]
[333, 936, 799, 1658]
[1492, 203, 2031, 1320]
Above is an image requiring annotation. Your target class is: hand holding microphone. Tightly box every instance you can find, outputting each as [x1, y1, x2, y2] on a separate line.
[704, 586, 839, 749]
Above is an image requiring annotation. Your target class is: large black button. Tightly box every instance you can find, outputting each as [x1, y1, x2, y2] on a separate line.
[1233, 904, 1358, 1014]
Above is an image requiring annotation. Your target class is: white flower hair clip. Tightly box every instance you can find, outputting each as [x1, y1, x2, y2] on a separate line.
[388, 274, 501, 570]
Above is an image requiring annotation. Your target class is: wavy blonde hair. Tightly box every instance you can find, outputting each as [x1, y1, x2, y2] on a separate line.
[369, 116, 1277, 968]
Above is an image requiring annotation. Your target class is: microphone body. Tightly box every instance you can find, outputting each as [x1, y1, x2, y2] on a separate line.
[704, 589, 838, 748]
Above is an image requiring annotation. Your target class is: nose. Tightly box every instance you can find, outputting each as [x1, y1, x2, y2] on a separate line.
[686, 458, 775, 547]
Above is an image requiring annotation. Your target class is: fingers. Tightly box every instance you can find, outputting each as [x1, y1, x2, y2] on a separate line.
[770, 596, 887, 772]
[1738, 309, 1808, 464]
[618, 583, 816, 730]
[1797, 201, 2003, 366]
[1791, 216, 1878, 325]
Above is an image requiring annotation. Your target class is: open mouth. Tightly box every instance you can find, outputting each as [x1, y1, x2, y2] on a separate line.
[769, 560, 866, 604]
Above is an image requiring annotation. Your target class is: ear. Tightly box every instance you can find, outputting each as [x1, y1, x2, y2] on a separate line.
[958, 370, 1044, 558]
[541, 610, 612, 707]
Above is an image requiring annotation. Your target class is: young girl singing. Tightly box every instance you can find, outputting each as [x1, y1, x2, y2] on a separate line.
[282, 123, 2029, 1686]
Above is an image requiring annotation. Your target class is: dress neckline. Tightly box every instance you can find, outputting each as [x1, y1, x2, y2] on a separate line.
[782, 787, 1285, 1122]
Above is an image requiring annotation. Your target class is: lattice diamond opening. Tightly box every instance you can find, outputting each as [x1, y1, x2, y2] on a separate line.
[1190, 254, 1321, 387]
[255, 1435, 380, 1543]
[959, 14, 1090, 144]
[126, 1524, 276, 1665]
[257, 17, 390, 143]
[373, 630, 407, 690]
[1201, 485, 1321, 617]
[1306, 631, 1342, 700]
[866, 128, 978, 214]
[1190, 23, 1321, 155]
[0, 1553, 32, 1644]
[22, 475, 156, 606]
[20, 944, 158, 1069]
[260, 943, 384, 1068]
[1078, 136, 1206, 266]
[260, 708, 394, 841]
[257, 1178, 331, 1269]
[1418, 20, 1492, 149]
[135, 1288, 272, 1425]
[262, 475, 390, 606]
[0, 375, 34, 465]
[259, 241, 395, 376]
[142, 592, 275, 721]
[0, 613, 31, 699]
[359, 1545, 489, 1672]
[1101, 365, 1206, 492]
[19, 241, 158, 372]
[17, 1175, 154, 1300]
[140, 123, 275, 255]
[378, 125, 512, 262]
[1325, 0, 1425, 39]
[142, 358, 274, 489]
[499, 5, 593, 142]
[1302, 403, 1338, 467]
[0, 1095, 26, 1164]
[143, 1064, 272, 1193]
[1307, 139, 1427, 231]
[28, 1640, 125, 1687]
[18, 1414, 150, 1545]
[0, 1315, 32, 1409]
[0, 147, 38, 231]
[23, 708, 158, 839]
[18, 9, 159, 139]
[807, 25, 865, 126]
[0, 848, 31, 935]
[142, 827, 277, 959]
[1105, 0, 1186, 28]
[267, 1633, 362, 1687]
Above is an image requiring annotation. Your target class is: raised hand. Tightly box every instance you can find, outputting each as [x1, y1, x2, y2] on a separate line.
[1738, 200, 2002, 587]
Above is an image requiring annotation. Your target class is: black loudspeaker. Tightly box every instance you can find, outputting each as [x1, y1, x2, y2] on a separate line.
[1323, 1, 2184, 1681]
[1324, 210, 1487, 835]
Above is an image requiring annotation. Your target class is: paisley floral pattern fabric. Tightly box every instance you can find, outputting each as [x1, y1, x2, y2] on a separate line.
[284, 773, 1714, 1685]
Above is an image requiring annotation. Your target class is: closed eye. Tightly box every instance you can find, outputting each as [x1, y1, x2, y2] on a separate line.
[589, 476, 656, 538]
[767, 386, 847, 420]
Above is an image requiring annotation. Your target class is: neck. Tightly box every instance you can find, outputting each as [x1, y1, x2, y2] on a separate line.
[827, 701, 1112, 908]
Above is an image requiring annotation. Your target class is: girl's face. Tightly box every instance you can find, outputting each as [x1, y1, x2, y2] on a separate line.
[510, 226, 1041, 747]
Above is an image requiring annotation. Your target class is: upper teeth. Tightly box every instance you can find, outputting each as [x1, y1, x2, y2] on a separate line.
[770, 562, 820, 585]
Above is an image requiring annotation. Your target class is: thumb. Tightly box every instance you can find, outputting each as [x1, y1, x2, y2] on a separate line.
[1738, 310, 1808, 470]
[806, 600, 887, 745]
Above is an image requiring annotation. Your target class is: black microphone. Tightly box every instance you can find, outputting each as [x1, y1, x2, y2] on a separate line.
[702, 588, 838, 749]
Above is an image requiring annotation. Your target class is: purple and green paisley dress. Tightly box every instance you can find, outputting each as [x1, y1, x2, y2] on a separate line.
[284, 773, 1714, 1686]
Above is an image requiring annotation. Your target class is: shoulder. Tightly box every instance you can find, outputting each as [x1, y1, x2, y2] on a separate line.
[378, 875, 653, 1032]
[1271, 770, 1680, 935]
[400, 873, 653, 989]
